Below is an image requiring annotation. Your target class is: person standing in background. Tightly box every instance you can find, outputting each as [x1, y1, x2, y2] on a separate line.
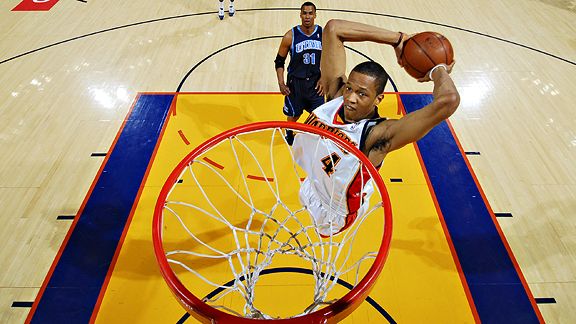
[218, 0, 235, 20]
[275, 2, 324, 144]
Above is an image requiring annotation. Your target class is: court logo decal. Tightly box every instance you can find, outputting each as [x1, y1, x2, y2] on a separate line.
[12, 0, 60, 12]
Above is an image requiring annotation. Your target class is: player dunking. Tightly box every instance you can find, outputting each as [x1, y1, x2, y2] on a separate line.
[293, 19, 459, 236]
[275, 2, 324, 144]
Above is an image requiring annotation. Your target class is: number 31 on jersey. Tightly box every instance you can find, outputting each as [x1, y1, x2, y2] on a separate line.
[303, 53, 316, 65]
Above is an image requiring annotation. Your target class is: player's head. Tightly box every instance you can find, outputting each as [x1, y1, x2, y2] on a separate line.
[342, 61, 389, 122]
[300, 2, 317, 28]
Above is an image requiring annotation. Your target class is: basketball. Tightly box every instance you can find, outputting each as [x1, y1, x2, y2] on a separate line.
[400, 32, 454, 79]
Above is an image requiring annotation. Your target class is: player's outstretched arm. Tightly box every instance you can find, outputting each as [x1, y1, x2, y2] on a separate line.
[321, 19, 406, 100]
[365, 63, 459, 162]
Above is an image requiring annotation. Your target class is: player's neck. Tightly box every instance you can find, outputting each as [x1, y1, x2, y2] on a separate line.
[356, 108, 378, 122]
[367, 107, 378, 120]
[339, 107, 377, 124]
[299, 25, 315, 36]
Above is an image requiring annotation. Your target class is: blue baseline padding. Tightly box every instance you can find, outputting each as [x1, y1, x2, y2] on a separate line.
[30, 94, 174, 323]
[401, 94, 539, 323]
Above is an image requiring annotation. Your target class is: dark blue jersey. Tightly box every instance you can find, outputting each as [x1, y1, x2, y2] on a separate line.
[287, 25, 322, 80]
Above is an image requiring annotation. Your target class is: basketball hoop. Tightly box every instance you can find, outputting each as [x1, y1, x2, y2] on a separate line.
[152, 121, 393, 323]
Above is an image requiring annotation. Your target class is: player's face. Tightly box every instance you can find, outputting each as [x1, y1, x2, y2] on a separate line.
[300, 6, 316, 28]
[342, 71, 384, 122]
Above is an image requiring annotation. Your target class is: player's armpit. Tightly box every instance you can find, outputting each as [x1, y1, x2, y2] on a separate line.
[362, 121, 393, 166]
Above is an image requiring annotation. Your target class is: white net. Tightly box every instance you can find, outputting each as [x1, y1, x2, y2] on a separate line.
[157, 125, 388, 320]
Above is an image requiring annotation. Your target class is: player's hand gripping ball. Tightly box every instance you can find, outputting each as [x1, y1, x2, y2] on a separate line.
[400, 32, 454, 79]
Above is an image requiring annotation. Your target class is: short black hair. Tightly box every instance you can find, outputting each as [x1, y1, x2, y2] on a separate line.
[301, 2, 316, 11]
[350, 61, 389, 94]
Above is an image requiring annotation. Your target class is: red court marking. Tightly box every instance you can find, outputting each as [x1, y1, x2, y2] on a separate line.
[390, 91, 434, 94]
[135, 91, 428, 95]
[247, 175, 274, 182]
[445, 120, 545, 322]
[176, 91, 280, 95]
[170, 93, 178, 116]
[12, 0, 59, 11]
[25, 93, 144, 324]
[399, 98, 481, 323]
[202, 157, 225, 170]
[178, 130, 190, 145]
[136, 91, 431, 119]
[169, 92, 278, 116]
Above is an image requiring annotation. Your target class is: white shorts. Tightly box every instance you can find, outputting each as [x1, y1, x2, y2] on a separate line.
[299, 178, 368, 237]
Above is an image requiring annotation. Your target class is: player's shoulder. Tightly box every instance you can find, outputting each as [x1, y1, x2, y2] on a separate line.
[372, 117, 396, 128]
[365, 117, 396, 137]
[322, 96, 344, 108]
[281, 29, 293, 45]
[314, 96, 343, 114]
[283, 28, 295, 39]
[330, 96, 344, 104]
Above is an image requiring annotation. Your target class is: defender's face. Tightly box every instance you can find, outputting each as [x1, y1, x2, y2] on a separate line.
[300, 6, 316, 27]
[342, 71, 384, 122]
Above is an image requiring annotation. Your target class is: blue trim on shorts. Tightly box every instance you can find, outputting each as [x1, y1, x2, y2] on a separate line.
[284, 96, 296, 117]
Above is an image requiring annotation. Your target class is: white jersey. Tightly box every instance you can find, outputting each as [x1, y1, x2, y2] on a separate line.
[292, 96, 383, 236]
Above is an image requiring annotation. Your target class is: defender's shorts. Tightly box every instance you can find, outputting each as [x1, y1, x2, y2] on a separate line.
[283, 76, 325, 117]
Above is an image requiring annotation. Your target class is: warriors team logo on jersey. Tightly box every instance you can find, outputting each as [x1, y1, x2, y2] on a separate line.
[304, 113, 356, 146]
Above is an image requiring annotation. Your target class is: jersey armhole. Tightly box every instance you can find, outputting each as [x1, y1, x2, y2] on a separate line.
[290, 27, 295, 56]
[360, 118, 387, 152]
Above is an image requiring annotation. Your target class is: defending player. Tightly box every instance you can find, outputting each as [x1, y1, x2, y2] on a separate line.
[293, 19, 459, 236]
[275, 2, 324, 143]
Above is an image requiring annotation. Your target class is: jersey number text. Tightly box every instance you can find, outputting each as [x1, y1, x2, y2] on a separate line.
[303, 53, 316, 65]
[321, 153, 341, 176]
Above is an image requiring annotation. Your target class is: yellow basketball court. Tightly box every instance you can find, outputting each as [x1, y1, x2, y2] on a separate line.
[46, 93, 490, 322]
